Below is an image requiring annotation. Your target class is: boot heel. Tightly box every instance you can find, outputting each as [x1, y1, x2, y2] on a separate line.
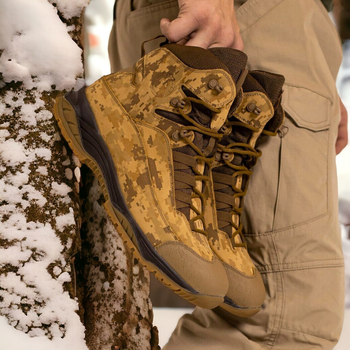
[54, 96, 89, 164]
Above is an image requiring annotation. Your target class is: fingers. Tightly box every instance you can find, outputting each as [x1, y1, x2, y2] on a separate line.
[185, 32, 212, 49]
[161, 21, 244, 51]
[336, 96, 348, 155]
[208, 33, 244, 51]
[160, 0, 244, 50]
[231, 31, 244, 51]
[160, 17, 198, 44]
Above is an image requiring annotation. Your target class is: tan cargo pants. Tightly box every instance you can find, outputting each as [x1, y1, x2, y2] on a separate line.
[108, 0, 345, 348]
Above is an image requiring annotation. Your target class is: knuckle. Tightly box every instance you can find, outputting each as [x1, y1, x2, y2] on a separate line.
[164, 26, 178, 42]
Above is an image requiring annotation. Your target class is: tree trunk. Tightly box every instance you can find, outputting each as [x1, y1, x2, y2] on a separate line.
[0, 1, 157, 349]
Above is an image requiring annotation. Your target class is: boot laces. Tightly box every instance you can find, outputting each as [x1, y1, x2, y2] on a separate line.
[172, 96, 223, 235]
[214, 120, 262, 247]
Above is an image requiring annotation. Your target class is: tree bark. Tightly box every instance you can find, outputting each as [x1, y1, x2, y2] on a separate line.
[0, 1, 157, 349]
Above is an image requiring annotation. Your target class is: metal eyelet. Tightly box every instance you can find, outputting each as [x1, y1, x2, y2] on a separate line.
[208, 79, 223, 93]
[222, 153, 231, 161]
[172, 130, 180, 141]
[172, 129, 190, 141]
[220, 125, 228, 133]
[245, 102, 261, 115]
[170, 97, 186, 109]
[179, 130, 189, 138]
[254, 108, 261, 115]
[220, 125, 231, 135]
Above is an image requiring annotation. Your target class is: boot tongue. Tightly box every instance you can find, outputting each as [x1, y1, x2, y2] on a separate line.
[249, 71, 285, 133]
[208, 48, 248, 84]
[164, 44, 247, 81]
[205, 51, 285, 139]
[185, 48, 248, 147]
[222, 71, 285, 167]
[215, 71, 286, 171]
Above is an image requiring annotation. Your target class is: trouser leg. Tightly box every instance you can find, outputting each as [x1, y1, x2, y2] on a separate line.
[108, 1, 345, 349]
[108, 0, 179, 72]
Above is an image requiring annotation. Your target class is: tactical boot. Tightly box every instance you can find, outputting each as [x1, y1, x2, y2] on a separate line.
[53, 44, 249, 308]
[205, 50, 285, 316]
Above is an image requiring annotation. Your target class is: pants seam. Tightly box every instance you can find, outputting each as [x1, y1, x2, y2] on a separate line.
[271, 133, 283, 232]
[257, 259, 344, 273]
[244, 211, 328, 236]
[127, 0, 178, 19]
[280, 326, 336, 342]
[264, 234, 284, 349]
[284, 82, 333, 103]
[236, 0, 285, 33]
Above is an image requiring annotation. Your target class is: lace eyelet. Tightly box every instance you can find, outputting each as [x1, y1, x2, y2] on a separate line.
[179, 130, 189, 138]
[208, 79, 223, 93]
[172, 129, 190, 141]
[220, 125, 231, 135]
[170, 97, 186, 109]
[245, 102, 261, 115]
[172, 130, 180, 141]
[222, 153, 231, 161]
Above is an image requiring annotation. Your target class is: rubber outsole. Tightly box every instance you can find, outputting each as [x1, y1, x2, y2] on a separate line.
[220, 297, 261, 318]
[53, 94, 224, 309]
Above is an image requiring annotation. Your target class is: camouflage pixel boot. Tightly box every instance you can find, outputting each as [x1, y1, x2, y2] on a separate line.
[204, 52, 285, 316]
[53, 44, 249, 308]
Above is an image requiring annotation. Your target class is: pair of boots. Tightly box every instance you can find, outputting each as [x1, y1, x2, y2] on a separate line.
[54, 44, 285, 317]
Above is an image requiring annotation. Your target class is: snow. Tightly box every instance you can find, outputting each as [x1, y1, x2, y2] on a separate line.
[40, 132, 52, 142]
[51, 181, 72, 197]
[55, 208, 75, 231]
[37, 166, 48, 176]
[51, 0, 90, 19]
[0, 0, 89, 348]
[0, 315, 87, 350]
[0, 139, 27, 165]
[35, 148, 52, 160]
[0, 0, 85, 91]
[0, 218, 87, 349]
[0, 179, 47, 209]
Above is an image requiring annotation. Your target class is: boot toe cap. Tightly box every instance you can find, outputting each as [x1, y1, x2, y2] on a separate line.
[156, 241, 229, 306]
[221, 264, 265, 317]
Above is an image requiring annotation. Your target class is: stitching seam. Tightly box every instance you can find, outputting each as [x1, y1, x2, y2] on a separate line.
[280, 326, 336, 342]
[257, 260, 344, 273]
[244, 211, 328, 236]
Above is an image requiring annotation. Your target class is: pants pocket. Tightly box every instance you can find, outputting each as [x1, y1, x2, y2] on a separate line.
[279, 265, 344, 346]
[242, 84, 332, 234]
[112, 0, 178, 69]
[272, 85, 332, 231]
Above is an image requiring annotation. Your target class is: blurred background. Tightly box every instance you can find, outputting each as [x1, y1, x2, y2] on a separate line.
[83, 0, 350, 347]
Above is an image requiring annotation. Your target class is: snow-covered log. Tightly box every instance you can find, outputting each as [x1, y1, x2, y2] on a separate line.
[0, 1, 157, 349]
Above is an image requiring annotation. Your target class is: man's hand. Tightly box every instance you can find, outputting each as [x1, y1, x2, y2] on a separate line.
[336, 96, 348, 155]
[160, 0, 243, 50]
